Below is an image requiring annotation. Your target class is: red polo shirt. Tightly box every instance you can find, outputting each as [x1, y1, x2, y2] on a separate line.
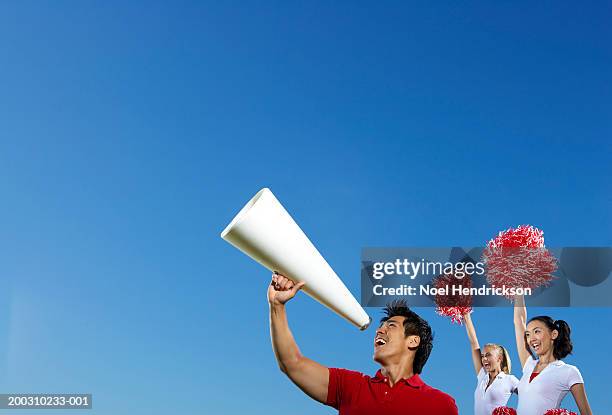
[326, 368, 458, 415]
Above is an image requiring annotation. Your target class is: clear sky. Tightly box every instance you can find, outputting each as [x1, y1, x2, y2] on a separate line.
[0, 2, 610, 414]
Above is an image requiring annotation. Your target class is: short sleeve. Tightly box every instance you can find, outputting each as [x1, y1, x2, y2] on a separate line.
[477, 367, 487, 383]
[508, 374, 520, 393]
[326, 368, 364, 409]
[441, 394, 459, 415]
[430, 389, 459, 415]
[565, 365, 584, 388]
[522, 355, 536, 373]
[423, 387, 458, 415]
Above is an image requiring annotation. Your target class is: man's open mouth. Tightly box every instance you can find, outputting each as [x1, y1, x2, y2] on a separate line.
[374, 337, 387, 348]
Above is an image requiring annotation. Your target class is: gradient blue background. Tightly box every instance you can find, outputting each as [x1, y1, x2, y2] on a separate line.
[0, 2, 610, 414]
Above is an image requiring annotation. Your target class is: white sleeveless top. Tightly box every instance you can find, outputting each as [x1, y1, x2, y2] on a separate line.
[516, 356, 583, 415]
[474, 367, 519, 415]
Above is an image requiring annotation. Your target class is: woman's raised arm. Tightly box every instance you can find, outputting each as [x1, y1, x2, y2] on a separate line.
[463, 313, 482, 375]
[513, 294, 530, 368]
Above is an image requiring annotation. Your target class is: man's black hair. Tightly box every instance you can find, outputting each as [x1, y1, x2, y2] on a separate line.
[380, 300, 434, 374]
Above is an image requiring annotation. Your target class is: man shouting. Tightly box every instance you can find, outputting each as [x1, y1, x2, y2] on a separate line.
[269, 272, 458, 415]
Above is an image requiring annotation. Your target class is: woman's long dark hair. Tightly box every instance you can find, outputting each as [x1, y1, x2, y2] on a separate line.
[525, 316, 573, 359]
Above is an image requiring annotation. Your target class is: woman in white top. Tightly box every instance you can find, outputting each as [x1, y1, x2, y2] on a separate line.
[463, 312, 519, 415]
[513, 295, 592, 415]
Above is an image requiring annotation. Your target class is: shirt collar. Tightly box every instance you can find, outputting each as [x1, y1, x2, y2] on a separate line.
[536, 358, 565, 367]
[495, 371, 507, 379]
[372, 370, 425, 388]
[550, 360, 564, 366]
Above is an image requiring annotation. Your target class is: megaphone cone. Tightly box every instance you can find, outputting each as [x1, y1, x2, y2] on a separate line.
[221, 188, 371, 330]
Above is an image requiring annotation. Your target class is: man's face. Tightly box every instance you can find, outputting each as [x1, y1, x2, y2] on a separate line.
[373, 316, 418, 363]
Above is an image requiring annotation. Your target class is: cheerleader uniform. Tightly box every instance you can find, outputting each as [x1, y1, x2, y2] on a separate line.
[474, 367, 519, 415]
[516, 356, 583, 415]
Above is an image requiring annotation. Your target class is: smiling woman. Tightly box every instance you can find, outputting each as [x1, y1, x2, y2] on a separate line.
[461, 312, 519, 415]
[513, 295, 593, 415]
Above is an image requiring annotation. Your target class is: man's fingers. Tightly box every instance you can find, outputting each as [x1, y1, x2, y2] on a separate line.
[270, 273, 305, 293]
[292, 281, 306, 293]
[270, 275, 282, 291]
[276, 274, 288, 288]
[270, 273, 288, 291]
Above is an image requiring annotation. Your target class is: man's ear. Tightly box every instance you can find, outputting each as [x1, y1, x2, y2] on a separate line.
[406, 335, 420, 350]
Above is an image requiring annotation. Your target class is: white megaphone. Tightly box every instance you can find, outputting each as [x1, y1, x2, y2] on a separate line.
[221, 188, 371, 330]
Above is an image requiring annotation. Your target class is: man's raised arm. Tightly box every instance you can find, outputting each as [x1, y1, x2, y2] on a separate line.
[268, 272, 329, 403]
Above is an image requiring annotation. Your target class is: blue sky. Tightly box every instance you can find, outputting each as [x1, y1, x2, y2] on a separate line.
[0, 2, 610, 414]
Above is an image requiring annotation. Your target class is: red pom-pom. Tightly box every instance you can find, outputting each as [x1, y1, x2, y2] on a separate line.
[433, 272, 473, 324]
[487, 224, 547, 249]
[544, 409, 577, 415]
[482, 225, 557, 299]
[492, 406, 517, 415]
